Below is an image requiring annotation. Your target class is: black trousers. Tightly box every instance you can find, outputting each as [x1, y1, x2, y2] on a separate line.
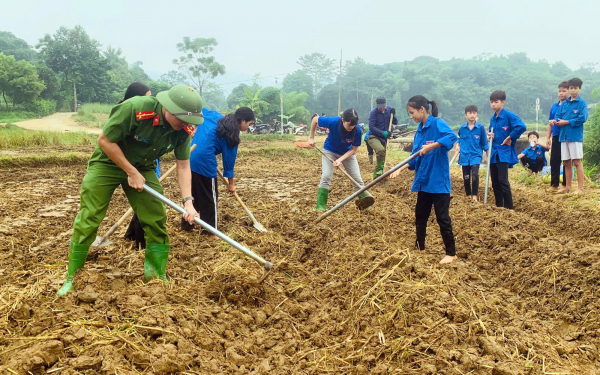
[415, 192, 456, 256]
[125, 214, 146, 250]
[490, 154, 513, 209]
[520, 155, 545, 173]
[366, 142, 374, 156]
[181, 171, 218, 232]
[550, 135, 566, 188]
[461, 164, 480, 196]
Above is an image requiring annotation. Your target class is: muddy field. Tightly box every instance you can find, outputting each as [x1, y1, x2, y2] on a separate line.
[1, 143, 600, 374]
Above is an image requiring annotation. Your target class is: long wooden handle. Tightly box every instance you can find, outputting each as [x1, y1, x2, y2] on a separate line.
[314, 146, 370, 195]
[216, 170, 258, 221]
[383, 110, 395, 170]
[98, 144, 198, 240]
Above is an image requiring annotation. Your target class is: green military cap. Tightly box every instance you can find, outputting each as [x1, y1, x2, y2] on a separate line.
[156, 85, 204, 125]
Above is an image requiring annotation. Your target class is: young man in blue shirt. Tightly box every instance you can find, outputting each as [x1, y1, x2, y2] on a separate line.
[518, 131, 548, 176]
[367, 97, 397, 179]
[551, 77, 588, 195]
[488, 90, 527, 209]
[546, 81, 569, 190]
[457, 105, 489, 202]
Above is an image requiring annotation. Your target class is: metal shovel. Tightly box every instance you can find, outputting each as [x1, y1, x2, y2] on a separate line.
[217, 170, 268, 232]
[143, 184, 273, 271]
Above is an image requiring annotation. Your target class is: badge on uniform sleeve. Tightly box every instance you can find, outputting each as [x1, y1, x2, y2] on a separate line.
[574, 110, 578, 114]
[136, 111, 157, 121]
[426, 141, 434, 145]
[502, 127, 508, 130]
[152, 115, 160, 126]
[475, 135, 480, 139]
[183, 123, 196, 136]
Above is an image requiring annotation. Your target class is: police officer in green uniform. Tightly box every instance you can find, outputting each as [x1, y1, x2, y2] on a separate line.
[57, 84, 203, 296]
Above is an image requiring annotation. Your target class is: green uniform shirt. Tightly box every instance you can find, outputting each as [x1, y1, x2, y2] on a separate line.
[88, 96, 192, 170]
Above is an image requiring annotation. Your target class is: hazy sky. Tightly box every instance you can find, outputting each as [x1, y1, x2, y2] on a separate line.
[2, 0, 599, 92]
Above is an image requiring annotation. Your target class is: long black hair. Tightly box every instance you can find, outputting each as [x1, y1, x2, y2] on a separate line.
[118, 82, 150, 104]
[406, 95, 439, 117]
[217, 107, 255, 148]
[338, 108, 359, 141]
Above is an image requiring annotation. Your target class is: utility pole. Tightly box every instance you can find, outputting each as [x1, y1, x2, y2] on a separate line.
[338, 49, 342, 115]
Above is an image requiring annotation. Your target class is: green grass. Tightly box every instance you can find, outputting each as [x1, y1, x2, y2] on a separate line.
[0, 152, 91, 168]
[240, 133, 295, 142]
[72, 103, 113, 128]
[0, 110, 40, 124]
[0, 124, 98, 149]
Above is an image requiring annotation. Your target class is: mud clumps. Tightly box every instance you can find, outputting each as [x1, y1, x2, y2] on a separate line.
[2, 151, 600, 373]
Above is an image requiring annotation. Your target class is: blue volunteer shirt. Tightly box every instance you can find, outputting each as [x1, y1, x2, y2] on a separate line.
[549, 102, 562, 137]
[190, 108, 238, 179]
[521, 145, 548, 166]
[364, 129, 370, 142]
[319, 116, 363, 155]
[368, 106, 397, 144]
[489, 108, 527, 167]
[407, 116, 457, 194]
[555, 96, 588, 142]
[457, 122, 489, 166]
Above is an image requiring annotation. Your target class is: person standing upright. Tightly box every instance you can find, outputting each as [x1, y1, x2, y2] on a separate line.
[367, 97, 397, 180]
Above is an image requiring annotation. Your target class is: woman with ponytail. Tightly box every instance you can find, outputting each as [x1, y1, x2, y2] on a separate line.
[183, 107, 255, 235]
[390, 96, 458, 264]
[308, 109, 371, 211]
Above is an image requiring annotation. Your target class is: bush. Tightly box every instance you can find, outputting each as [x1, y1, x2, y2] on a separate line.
[23, 99, 57, 116]
[583, 108, 600, 165]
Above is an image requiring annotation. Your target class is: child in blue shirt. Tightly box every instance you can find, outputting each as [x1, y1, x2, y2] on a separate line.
[308, 109, 371, 211]
[390, 95, 458, 265]
[550, 77, 588, 195]
[546, 81, 569, 190]
[518, 131, 548, 175]
[488, 90, 527, 209]
[456, 105, 489, 202]
[183, 107, 255, 235]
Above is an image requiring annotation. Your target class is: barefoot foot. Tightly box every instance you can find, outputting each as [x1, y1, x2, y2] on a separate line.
[439, 255, 457, 264]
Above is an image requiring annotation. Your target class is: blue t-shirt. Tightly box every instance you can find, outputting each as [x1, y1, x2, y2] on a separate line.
[407, 116, 457, 194]
[521, 145, 548, 166]
[190, 108, 238, 178]
[489, 108, 527, 167]
[319, 116, 363, 155]
[549, 102, 562, 137]
[555, 96, 588, 142]
[457, 122, 489, 166]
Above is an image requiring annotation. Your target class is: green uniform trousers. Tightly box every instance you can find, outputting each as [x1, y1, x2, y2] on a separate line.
[367, 135, 386, 164]
[71, 162, 169, 246]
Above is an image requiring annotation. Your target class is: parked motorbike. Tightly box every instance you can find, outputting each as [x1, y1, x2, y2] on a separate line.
[294, 124, 307, 136]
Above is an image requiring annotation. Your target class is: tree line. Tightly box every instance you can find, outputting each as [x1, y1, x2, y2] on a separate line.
[1, 26, 598, 128]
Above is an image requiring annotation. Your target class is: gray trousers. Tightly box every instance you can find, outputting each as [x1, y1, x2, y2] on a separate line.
[319, 150, 365, 191]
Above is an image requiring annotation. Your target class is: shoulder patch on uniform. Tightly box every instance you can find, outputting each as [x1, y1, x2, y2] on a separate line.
[152, 115, 160, 126]
[183, 124, 196, 136]
[136, 111, 157, 121]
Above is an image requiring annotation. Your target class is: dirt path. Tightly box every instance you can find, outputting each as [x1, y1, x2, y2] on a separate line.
[13, 112, 101, 134]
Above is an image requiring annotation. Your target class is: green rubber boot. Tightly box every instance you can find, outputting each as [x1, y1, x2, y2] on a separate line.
[57, 243, 90, 296]
[374, 161, 385, 180]
[356, 192, 375, 210]
[315, 188, 329, 211]
[144, 243, 170, 283]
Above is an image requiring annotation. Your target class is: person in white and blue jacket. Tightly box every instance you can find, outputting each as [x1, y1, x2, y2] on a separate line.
[488, 90, 527, 209]
[518, 131, 548, 175]
[182, 107, 255, 235]
[457, 105, 489, 202]
[308, 109, 371, 211]
[390, 95, 458, 265]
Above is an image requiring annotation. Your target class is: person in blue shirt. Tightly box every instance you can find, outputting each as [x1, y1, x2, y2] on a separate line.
[546, 81, 569, 190]
[488, 90, 527, 209]
[518, 131, 548, 175]
[456, 105, 489, 202]
[182, 107, 255, 235]
[390, 95, 458, 265]
[367, 97, 397, 179]
[550, 77, 588, 195]
[308, 109, 371, 211]
[363, 127, 374, 164]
